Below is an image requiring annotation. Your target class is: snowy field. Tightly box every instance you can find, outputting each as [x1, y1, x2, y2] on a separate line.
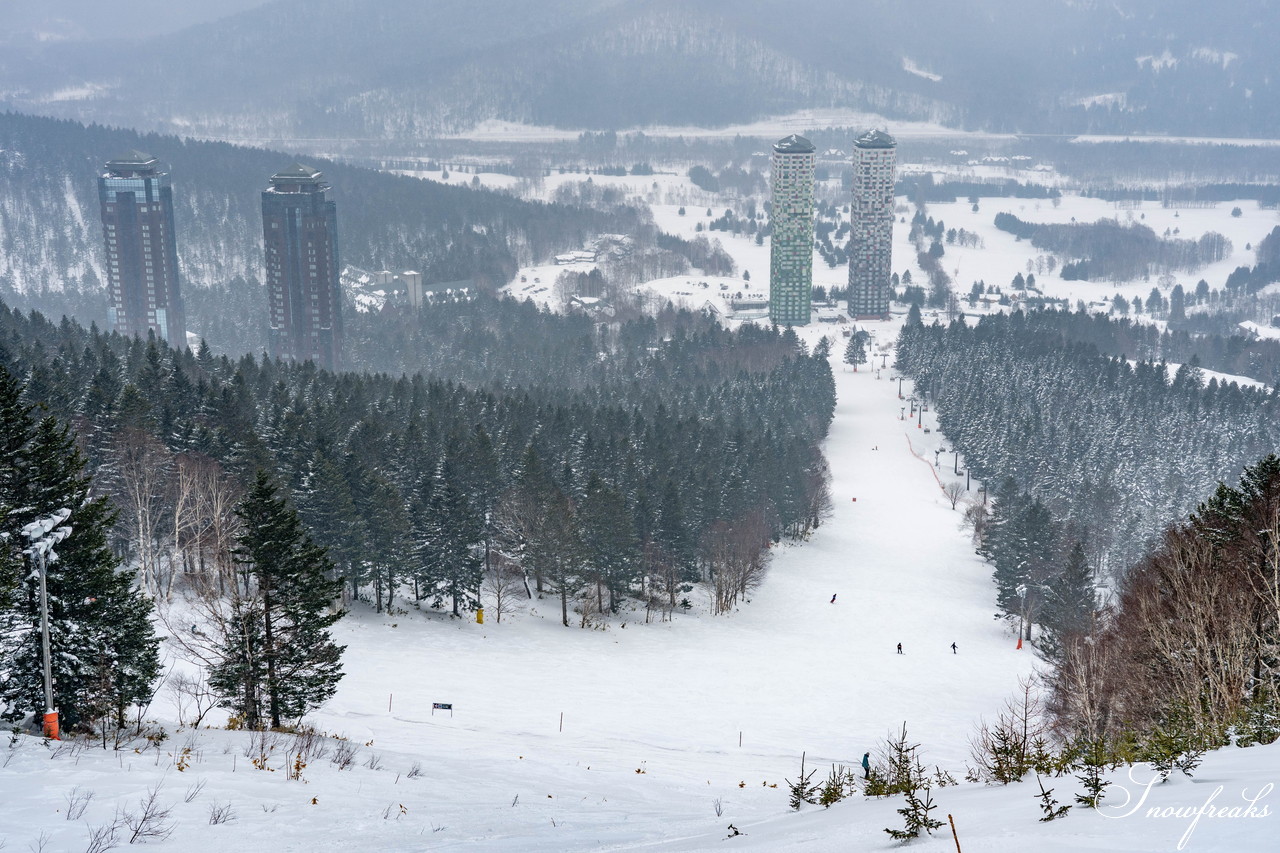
[469, 162, 1280, 342]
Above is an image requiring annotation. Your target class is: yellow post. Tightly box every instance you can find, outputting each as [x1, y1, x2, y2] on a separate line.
[476, 607, 484, 625]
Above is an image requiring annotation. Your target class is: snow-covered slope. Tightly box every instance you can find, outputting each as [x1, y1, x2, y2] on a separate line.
[5, 326, 1277, 850]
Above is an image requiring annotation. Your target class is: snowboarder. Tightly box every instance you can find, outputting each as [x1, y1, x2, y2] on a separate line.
[896, 642, 903, 655]
[830, 594, 837, 604]
[861, 752, 871, 779]
[951, 642, 957, 654]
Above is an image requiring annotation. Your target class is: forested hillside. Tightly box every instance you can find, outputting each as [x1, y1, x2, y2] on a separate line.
[0, 295, 835, 624]
[895, 310, 1280, 581]
[0, 112, 645, 352]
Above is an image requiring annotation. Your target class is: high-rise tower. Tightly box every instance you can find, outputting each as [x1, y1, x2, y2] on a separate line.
[847, 129, 896, 320]
[768, 134, 816, 326]
[98, 151, 186, 345]
[262, 164, 343, 371]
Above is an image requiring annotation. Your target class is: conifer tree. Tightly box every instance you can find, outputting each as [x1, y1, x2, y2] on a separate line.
[1039, 541, 1096, 663]
[577, 474, 639, 615]
[0, 368, 159, 730]
[298, 452, 363, 600]
[210, 471, 345, 729]
[414, 460, 483, 616]
[843, 332, 867, 371]
[1035, 775, 1071, 821]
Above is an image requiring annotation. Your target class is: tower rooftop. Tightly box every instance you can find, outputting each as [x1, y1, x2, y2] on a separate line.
[773, 134, 816, 154]
[268, 163, 327, 191]
[854, 129, 897, 149]
[104, 150, 161, 177]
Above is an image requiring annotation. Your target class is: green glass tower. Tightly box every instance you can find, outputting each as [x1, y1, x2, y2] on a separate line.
[769, 134, 816, 326]
[848, 129, 896, 320]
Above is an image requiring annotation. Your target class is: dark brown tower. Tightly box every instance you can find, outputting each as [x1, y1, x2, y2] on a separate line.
[98, 151, 186, 346]
[262, 164, 343, 371]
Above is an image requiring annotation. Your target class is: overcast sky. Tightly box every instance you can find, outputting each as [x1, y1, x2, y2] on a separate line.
[2, 0, 273, 43]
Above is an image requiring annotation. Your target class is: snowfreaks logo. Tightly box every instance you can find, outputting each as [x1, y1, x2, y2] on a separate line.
[1099, 767, 1272, 850]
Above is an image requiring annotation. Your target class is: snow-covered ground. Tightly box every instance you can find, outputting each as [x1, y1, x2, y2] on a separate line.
[441, 110, 985, 144]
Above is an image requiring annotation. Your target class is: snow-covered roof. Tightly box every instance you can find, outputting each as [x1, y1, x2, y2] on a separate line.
[773, 134, 816, 155]
[854, 129, 897, 149]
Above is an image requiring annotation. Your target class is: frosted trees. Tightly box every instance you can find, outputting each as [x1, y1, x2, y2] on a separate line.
[112, 428, 171, 594]
[843, 331, 868, 371]
[0, 364, 159, 731]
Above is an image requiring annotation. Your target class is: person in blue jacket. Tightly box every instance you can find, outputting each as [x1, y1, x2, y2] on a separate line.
[861, 752, 871, 779]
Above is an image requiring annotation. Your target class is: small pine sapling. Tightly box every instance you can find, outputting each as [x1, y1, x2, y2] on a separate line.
[884, 777, 944, 840]
[1233, 689, 1280, 747]
[1144, 710, 1206, 782]
[863, 766, 891, 797]
[785, 751, 819, 810]
[818, 764, 856, 807]
[880, 725, 945, 840]
[1035, 775, 1071, 822]
[1073, 736, 1112, 808]
[883, 723, 926, 795]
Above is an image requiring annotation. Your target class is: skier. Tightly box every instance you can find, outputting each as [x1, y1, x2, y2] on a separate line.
[951, 642, 957, 654]
[861, 752, 871, 779]
[896, 642, 903, 655]
[830, 594, 837, 604]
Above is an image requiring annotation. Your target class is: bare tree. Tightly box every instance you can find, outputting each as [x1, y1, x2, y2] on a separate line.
[188, 454, 243, 595]
[166, 670, 219, 729]
[123, 785, 174, 844]
[962, 500, 989, 545]
[700, 509, 772, 615]
[969, 678, 1051, 784]
[163, 453, 203, 599]
[112, 428, 173, 594]
[481, 559, 526, 624]
[943, 481, 965, 510]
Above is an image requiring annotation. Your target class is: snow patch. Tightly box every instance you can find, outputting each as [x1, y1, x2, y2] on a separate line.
[1136, 51, 1178, 71]
[1191, 47, 1239, 69]
[38, 82, 113, 103]
[1073, 92, 1127, 109]
[901, 57, 942, 82]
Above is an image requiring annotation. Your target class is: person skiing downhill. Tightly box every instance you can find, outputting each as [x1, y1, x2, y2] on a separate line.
[896, 642, 903, 654]
[951, 642, 957, 654]
[830, 594, 837, 604]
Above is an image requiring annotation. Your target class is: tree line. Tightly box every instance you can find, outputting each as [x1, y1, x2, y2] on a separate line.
[0, 295, 835, 627]
[895, 309, 1280, 582]
[1048, 455, 1280, 772]
[0, 362, 343, 734]
[988, 306, 1280, 389]
[994, 213, 1231, 282]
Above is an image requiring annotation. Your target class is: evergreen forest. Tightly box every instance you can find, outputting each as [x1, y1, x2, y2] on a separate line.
[0, 294, 836, 631]
[895, 310, 1280, 583]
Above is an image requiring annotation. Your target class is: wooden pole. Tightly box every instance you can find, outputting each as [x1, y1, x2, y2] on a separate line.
[739, 731, 742, 748]
[948, 813, 962, 853]
[388, 693, 393, 713]
[559, 712, 563, 733]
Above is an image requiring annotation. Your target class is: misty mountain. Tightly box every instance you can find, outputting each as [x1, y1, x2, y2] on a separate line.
[2, 0, 1276, 138]
[0, 0, 272, 45]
